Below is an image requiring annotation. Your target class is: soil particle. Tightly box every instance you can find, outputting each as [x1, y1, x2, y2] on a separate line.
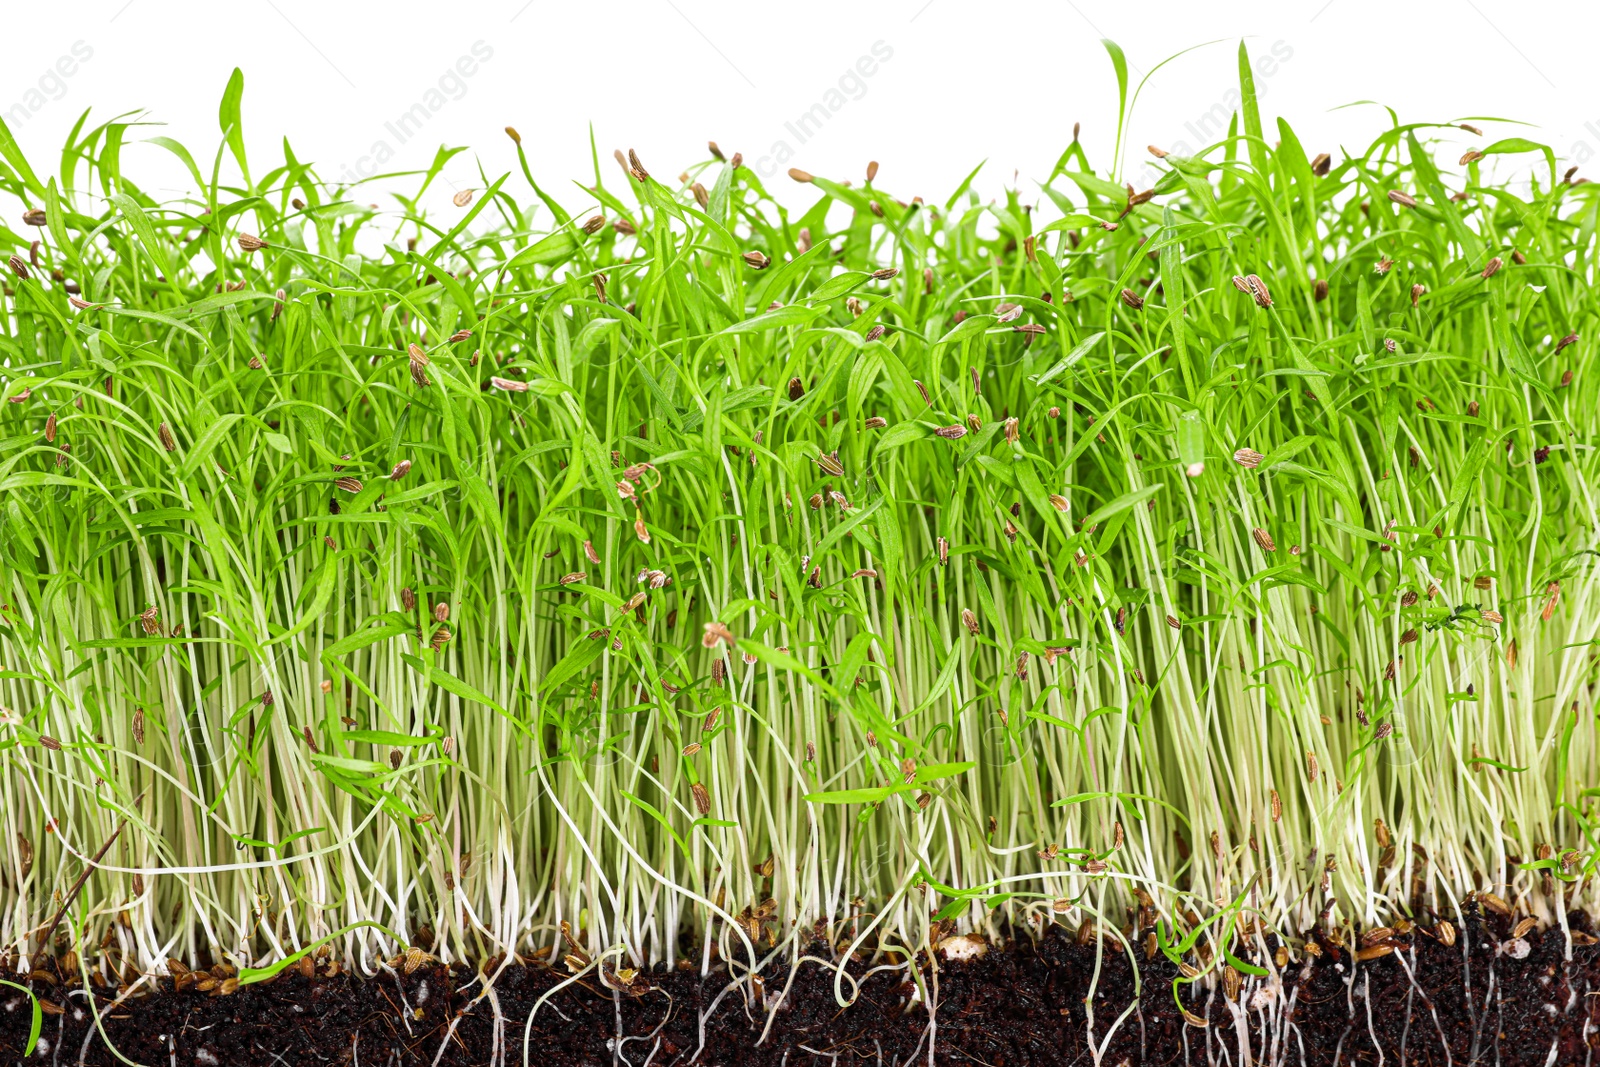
[2, 907, 1595, 1065]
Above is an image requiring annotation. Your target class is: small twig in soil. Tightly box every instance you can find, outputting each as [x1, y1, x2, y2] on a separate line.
[34, 792, 144, 957]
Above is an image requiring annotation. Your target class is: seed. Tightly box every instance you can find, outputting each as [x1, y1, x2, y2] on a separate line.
[335, 476, 363, 493]
[961, 609, 979, 636]
[627, 149, 648, 181]
[1436, 920, 1457, 946]
[787, 377, 805, 401]
[237, 233, 267, 253]
[1481, 256, 1503, 279]
[1386, 190, 1417, 208]
[1480, 609, 1502, 624]
[1374, 722, 1393, 741]
[1252, 527, 1276, 552]
[871, 267, 898, 281]
[1306, 750, 1318, 782]
[691, 782, 711, 814]
[1119, 288, 1144, 310]
[816, 451, 844, 476]
[1542, 583, 1561, 620]
[1223, 964, 1241, 1001]
[634, 515, 651, 544]
[788, 167, 813, 183]
[934, 424, 967, 440]
[742, 250, 770, 270]
[1479, 891, 1511, 916]
[1311, 152, 1331, 175]
[1048, 406, 1060, 419]
[864, 324, 886, 342]
[1399, 628, 1418, 645]
[302, 726, 317, 754]
[389, 459, 412, 481]
[40, 735, 61, 751]
[407, 343, 431, 387]
[703, 621, 736, 648]
[1512, 916, 1536, 939]
[995, 302, 1023, 323]
[1047, 494, 1069, 512]
[158, 423, 177, 451]
[1233, 448, 1264, 468]
[966, 413, 981, 432]
[490, 376, 529, 392]
[936, 537, 949, 566]
[808, 493, 823, 510]
[132, 707, 146, 745]
[865, 416, 887, 429]
[1245, 274, 1272, 308]
[8, 254, 30, 280]
[1003, 417, 1019, 443]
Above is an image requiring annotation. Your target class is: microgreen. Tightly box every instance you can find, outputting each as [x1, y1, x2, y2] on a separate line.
[0, 45, 1596, 1017]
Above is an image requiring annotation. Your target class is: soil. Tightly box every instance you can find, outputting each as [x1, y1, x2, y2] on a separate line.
[3, 905, 1595, 1065]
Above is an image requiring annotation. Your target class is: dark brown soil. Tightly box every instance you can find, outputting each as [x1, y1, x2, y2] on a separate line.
[4, 906, 1596, 1065]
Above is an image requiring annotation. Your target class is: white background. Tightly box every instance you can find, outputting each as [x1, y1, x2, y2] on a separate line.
[4, 0, 1597, 210]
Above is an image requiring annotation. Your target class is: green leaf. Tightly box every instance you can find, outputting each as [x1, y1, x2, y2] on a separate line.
[0, 980, 42, 1055]
[804, 761, 975, 804]
[238, 922, 403, 986]
[810, 271, 872, 302]
[218, 67, 249, 182]
[1030, 334, 1107, 388]
[1237, 41, 1269, 177]
[109, 192, 175, 281]
[718, 305, 824, 335]
[509, 230, 578, 267]
[1080, 484, 1163, 530]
